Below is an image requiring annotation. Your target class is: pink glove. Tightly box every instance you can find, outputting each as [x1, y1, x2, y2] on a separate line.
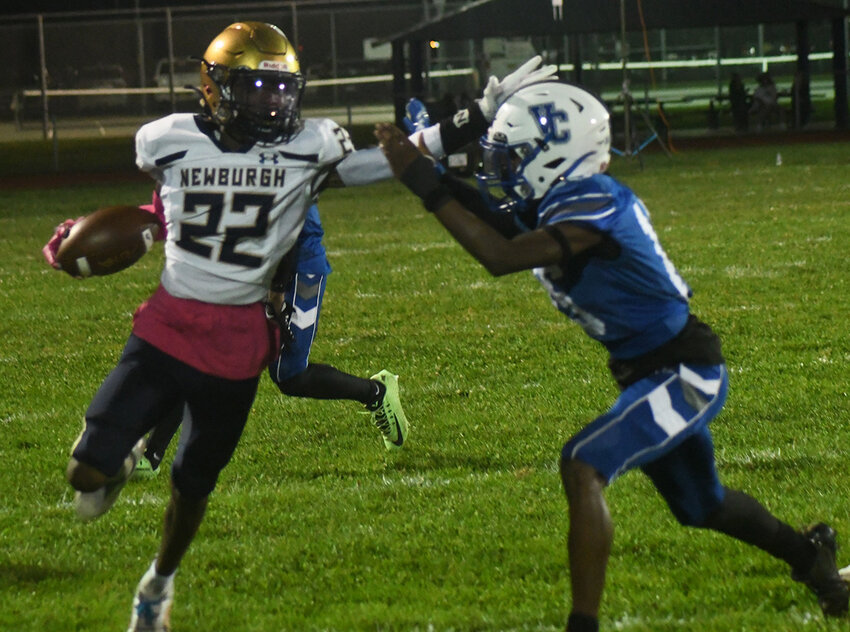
[42, 217, 82, 269]
[42, 191, 166, 270]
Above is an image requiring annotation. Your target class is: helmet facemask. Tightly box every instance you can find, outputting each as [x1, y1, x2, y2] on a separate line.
[478, 132, 552, 208]
[205, 63, 304, 145]
[476, 134, 542, 229]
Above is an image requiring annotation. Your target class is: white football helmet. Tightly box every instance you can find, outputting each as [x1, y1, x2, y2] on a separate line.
[476, 82, 611, 212]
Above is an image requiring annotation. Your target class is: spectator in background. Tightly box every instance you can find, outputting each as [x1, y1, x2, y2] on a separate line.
[749, 71, 781, 130]
[728, 73, 749, 133]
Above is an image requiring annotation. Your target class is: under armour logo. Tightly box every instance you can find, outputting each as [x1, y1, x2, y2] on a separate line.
[259, 152, 280, 164]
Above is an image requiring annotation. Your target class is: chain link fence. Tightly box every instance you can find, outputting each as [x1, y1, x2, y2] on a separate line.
[1, 1, 847, 138]
[2, 1, 471, 136]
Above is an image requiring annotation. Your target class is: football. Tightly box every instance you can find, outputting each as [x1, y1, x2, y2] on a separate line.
[56, 205, 161, 278]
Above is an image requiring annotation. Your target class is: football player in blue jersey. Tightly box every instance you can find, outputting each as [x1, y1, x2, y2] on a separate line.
[44, 21, 557, 631]
[375, 81, 848, 630]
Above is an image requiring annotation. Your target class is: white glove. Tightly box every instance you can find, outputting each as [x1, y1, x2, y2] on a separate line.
[477, 55, 559, 121]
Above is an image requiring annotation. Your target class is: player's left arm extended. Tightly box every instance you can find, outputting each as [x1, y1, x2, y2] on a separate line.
[331, 110, 478, 187]
[375, 123, 600, 277]
[333, 55, 557, 188]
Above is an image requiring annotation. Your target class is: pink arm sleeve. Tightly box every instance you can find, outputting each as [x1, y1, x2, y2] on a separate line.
[138, 189, 167, 240]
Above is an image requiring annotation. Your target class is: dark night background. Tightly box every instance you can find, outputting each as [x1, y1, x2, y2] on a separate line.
[2, 1, 258, 15]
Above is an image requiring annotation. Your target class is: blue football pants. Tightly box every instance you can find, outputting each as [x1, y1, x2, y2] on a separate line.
[563, 363, 729, 526]
[268, 270, 327, 384]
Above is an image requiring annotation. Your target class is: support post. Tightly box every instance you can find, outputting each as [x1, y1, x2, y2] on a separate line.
[794, 20, 811, 129]
[166, 7, 176, 112]
[409, 39, 425, 98]
[392, 39, 407, 127]
[832, 17, 849, 129]
[38, 14, 49, 140]
[290, 1, 299, 51]
[620, 0, 631, 156]
[569, 34, 582, 85]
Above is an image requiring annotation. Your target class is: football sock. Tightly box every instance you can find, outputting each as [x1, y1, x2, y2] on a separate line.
[276, 363, 375, 403]
[364, 380, 386, 409]
[703, 488, 815, 572]
[566, 612, 599, 632]
[143, 559, 174, 597]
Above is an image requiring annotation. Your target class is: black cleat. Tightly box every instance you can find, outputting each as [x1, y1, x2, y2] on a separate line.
[791, 523, 849, 617]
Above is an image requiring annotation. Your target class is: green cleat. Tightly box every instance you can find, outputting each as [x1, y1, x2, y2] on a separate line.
[367, 370, 409, 450]
[133, 456, 159, 479]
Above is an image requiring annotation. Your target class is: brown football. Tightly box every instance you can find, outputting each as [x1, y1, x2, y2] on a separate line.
[56, 205, 161, 278]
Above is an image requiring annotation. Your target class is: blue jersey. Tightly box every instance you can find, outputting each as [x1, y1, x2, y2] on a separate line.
[533, 174, 691, 359]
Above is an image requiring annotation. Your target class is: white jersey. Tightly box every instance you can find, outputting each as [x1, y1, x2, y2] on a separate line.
[135, 113, 355, 304]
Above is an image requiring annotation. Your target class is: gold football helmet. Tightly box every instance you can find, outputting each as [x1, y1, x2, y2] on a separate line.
[200, 22, 305, 144]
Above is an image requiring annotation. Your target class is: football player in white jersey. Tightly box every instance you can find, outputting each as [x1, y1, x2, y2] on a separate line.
[134, 101, 443, 472]
[133, 201, 405, 480]
[376, 81, 848, 630]
[52, 21, 556, 631]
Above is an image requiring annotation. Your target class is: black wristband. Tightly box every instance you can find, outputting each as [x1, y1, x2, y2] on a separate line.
[422, 186, 454, 213]
[438, 101, 489, 154]
[399, 154, 454, 213]
[399, 152, 443, 199]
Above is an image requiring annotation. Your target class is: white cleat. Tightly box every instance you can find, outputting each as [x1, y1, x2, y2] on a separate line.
[74, 438, 145, 521]
[128, 567, 174, 632]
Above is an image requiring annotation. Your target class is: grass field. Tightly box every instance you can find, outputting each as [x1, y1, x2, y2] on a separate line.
[1, 140, 849, 631]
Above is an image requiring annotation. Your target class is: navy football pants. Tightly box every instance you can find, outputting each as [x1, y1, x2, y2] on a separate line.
[74, 334, 259, 500]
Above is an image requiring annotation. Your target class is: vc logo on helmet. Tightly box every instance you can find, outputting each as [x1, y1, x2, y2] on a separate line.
[528, 103, 571, 142]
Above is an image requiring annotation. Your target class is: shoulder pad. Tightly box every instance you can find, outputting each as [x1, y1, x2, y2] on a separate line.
[135, 114, 197, 173]
[299, 118, 355, 166]
[539, 175, 617, 225]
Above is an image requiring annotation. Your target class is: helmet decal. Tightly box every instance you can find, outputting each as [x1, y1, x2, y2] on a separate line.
[528, 103, 571, 142]
[258, 59, 295, 72]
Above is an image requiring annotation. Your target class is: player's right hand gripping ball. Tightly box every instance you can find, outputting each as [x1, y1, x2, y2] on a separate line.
[54, 205, 160, 278]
